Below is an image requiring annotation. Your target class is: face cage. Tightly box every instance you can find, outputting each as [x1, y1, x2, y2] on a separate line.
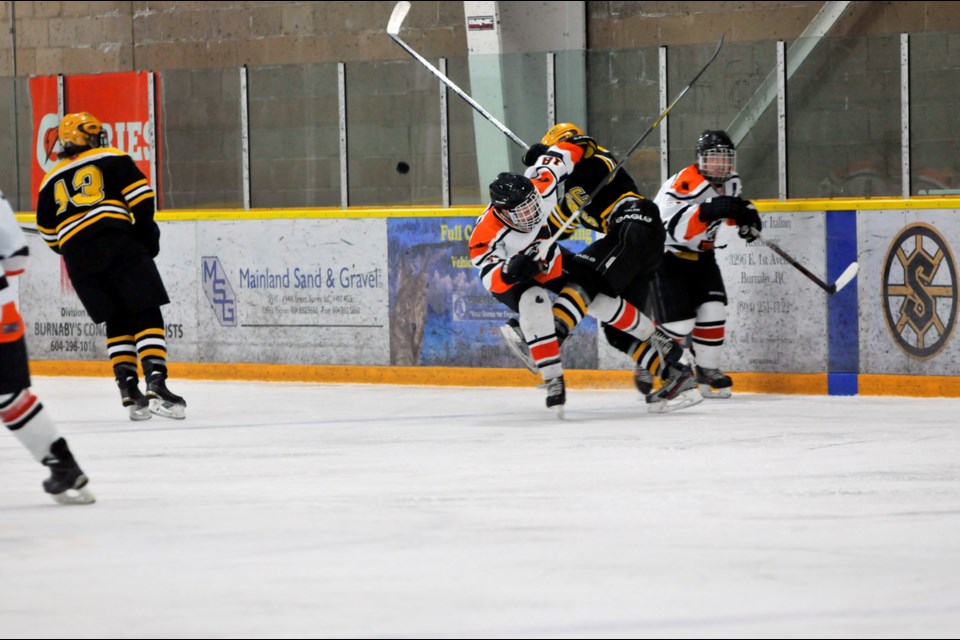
[698, 147, 736, 181]
[501, 189, 544, 232]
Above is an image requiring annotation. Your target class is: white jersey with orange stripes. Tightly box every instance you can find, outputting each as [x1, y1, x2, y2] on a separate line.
[0, 193, 28, 351]
[654, 164, 742, 254]
[468, 203, 563, 295]
[523, 140, 583, 204]
[0, 193, 27, 313]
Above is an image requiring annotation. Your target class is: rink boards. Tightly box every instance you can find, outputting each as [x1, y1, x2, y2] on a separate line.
[14, 197, 960, 397]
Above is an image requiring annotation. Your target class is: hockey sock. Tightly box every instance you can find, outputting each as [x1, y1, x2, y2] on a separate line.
[552, 283, 592, 342]
[692, 301, 726, 370]
[1, 389, 59, 463]
[518, 287, 562, 379]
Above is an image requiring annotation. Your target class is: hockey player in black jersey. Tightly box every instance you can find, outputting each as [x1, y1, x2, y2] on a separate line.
[511, 123, 702, 412]
[1, 191, 94, 504]
[36, 112, 186, 420]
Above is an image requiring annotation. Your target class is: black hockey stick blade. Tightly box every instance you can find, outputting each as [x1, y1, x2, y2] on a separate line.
[387, 1, 529, 150]
[20, 224, 39, 235]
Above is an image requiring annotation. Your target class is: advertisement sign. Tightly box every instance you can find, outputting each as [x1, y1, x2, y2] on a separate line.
[388, 217, 597, 369]
[21, 218, 387, 366]
[196, 218, 389, 365]
[29, 71, 158, 209]
[719, 212, 829, 373]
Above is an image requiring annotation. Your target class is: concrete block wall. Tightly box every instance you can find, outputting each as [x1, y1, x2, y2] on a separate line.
[3, 2, 960, 208]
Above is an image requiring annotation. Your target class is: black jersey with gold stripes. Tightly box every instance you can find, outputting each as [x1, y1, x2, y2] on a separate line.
[36, 147, 155, 255]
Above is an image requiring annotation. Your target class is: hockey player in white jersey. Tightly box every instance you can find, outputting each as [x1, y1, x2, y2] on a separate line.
[645, 130, 762, 398]
[509, 123, 702, 412]
[0, 192, 94, 504]
[470, 172, 697, 415]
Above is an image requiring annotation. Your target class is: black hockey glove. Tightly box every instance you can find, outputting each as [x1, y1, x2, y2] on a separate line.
[567, 135, 597, 160]
[522, 143, 549, 167]
[501, 252, 542, 285]
[734, 201, 762, 241]
[136, 223, 161, 258]
[698, 195, 747, 223]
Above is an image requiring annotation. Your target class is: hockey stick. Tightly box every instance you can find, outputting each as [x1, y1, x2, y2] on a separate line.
[535, 34, 725, 262]
[747, 228, 859, 294]
[387, 1, 529, 150]
[19, 225, 39, 236]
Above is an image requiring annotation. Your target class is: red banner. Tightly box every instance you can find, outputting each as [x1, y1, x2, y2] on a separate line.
[29, 71, 160, 209]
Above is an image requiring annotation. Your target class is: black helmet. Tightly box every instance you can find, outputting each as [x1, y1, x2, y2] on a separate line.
[489, 172, 545, 232]
[696, 130, 736, 181]
[696, 130, 734, 156]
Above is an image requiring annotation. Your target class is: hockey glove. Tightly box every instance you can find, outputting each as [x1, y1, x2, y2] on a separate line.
[522, 143, 549, 167]
[136, 223, 161, 258]
[698, 195, 747, 224]
[501, 252, 542, 285]
[734, 202, 762, 241]
[567, 135, 597, 160]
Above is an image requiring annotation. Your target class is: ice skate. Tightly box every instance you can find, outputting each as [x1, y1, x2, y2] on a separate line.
[42, 438, 95, 505]
[633, 364, 654, 396]
[116, 367, 151, 421]
[543, 375, 566, 418]
[696, 366, 733, 399]
[144, 362, 187, 420]
[646, 364, 703, 413]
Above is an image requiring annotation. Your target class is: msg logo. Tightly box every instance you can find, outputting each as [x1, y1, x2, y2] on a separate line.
[882, 223, 957, 359]
[201, 256, 237, 327]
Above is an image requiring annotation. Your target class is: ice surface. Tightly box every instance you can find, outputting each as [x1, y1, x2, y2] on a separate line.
[2, 377, 959, 639]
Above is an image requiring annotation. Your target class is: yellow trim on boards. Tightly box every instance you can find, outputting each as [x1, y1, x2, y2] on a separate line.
[14, 196, 960, 224]
[859, 374, 960, 398]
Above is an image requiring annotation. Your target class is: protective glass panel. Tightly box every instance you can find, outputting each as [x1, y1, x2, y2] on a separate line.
[158, 68, 244, 209]
[247, 63, 341, 208]
[910, 31, 960, 196]
[787, 34, 901, 198]
[345, 59, 441, 207]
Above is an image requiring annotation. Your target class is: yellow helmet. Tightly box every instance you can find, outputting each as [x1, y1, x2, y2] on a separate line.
[58, 112, 107, 151]
[541, 122, 583, 146]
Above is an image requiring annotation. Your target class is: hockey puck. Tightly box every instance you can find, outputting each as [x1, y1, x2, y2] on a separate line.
[396, 161, 410, 174]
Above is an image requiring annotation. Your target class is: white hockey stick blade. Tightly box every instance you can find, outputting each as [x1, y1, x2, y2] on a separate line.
[832, 262, 859, 294]
[387, 1, 411, 37]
